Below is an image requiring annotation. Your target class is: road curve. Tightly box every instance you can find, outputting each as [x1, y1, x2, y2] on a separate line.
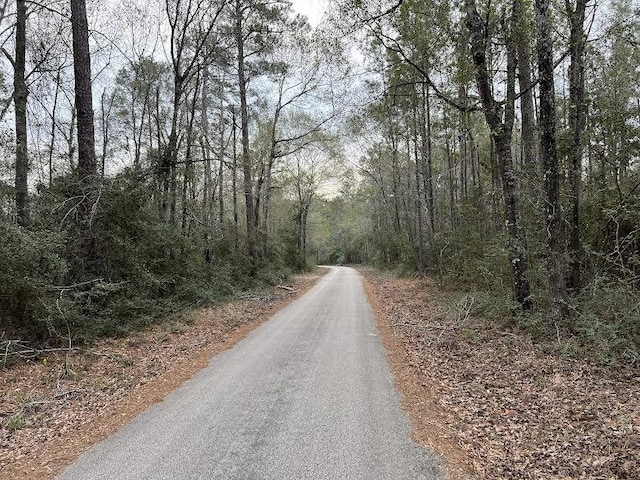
[58, 266, 442, 479]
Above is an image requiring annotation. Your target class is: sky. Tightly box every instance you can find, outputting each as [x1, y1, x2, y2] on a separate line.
[290, 0, 329, 28]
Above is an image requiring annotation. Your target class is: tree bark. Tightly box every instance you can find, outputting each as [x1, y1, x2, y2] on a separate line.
[235, 0, 256, 267]
[201, 66, 212, 262]
[14, 0, 28, 226]
[465, 0, 532, 308]
[218, 92, 225, 226]
[232, 108, 239, 251]
[49, 68, 62, 187]
[71, 0, 99, 279]
[536, 0, 567, 316]
[513, 0, 537, 171]
[71, 0, 97, 184]
[411, 106, 425, 272]
[421, 83, 436, 262]
[100, 89, 114, 178]
[261, 97, 282, 264]
[567, 0, 588, 291]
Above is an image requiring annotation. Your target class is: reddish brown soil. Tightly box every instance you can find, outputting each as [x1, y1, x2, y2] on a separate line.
[0, 271, 324, 480]
[362, 269, 640, 480]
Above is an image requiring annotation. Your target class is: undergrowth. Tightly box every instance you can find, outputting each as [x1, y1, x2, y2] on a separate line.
[450, 280, 640, 368]
[1, 173, 295, 350]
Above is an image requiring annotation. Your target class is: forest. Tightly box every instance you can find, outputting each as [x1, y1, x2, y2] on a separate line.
[0, 0, 638, 366]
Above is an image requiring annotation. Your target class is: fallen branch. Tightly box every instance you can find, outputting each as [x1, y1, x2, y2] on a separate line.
[1, 341, 83, 367]
[276, 285, 299, 293]
[389, 322, 450, 330]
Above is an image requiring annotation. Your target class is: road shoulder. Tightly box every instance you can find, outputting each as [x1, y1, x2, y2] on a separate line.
[1, 270, 326, 480]
[361, 268, 639, 479]
[361, 269, 478, 479]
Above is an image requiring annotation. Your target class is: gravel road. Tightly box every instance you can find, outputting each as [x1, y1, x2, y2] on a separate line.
[57, 266, 442, 479]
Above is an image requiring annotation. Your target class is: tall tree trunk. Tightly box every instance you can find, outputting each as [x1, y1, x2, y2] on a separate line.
[218, 93, 225, 226]
[232, 108, 239, 251]
[261, 102, 282, 263]
[201, 67, 212, 262]
[167, 77, 182, 224]
[49, 68, 62, 187]
[567, 0, 588, 291]
[421, 84, 436, 261]
[235, 0, 256, 267]
[446, 129, 456, 232]
[390, 132, 401, 235]
[466, 0, 532, 308]
[537, 0, 567, 316]
[182, 78, 200, 232]
[411, 112, 425, 272]
[66, 105, 77, 172]
[100, 89, 114, 178]
[71, 0, 98, 279]
[14, 0, 28, 226]
[513, 0, 538, 171]
[71, 0, 96, 183]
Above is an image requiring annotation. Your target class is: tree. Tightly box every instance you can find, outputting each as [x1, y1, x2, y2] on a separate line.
[71, 0, 98, 278]
[230, 0, 292, 267]
[566, 0, 588, 291]
[284, 152, 326, 270]
[258, 25, 345, 262]
[13, 0, 28, 226]
[536, 0, 566, 316]
[465, 0, 531, 308]
[233, 0, 256, 264]
[162, 0, 225, 223]
[513, 0, 537, 172]
[113, 57, 165, 171]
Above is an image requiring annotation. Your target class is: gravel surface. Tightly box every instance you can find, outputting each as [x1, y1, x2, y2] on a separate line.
[57, 266, 442, 480]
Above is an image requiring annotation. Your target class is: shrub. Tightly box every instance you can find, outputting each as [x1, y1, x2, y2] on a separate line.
[0, 223, 68, 340]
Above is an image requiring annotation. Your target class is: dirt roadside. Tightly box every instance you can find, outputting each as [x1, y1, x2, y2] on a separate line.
[0, 270, 325, 480]
[362, 268, 640, 479]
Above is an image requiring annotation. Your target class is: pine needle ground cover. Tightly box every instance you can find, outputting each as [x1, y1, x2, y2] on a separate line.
[363, 269, 639, 479]
[0, 271, 324, 480]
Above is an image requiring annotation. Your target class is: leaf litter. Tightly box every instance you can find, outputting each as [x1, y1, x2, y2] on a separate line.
[0, 271, 324, 480]
[362, 269, 639, 480]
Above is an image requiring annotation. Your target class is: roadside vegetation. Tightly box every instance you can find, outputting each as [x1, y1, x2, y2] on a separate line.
[311, 0, 640, 369]
[0, 0, 342, 356]
[0, 0, 638, 477]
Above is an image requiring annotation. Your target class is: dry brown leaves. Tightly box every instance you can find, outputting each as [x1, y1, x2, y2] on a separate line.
[0, 271, 324, 480]
[362, 269, 640, 480]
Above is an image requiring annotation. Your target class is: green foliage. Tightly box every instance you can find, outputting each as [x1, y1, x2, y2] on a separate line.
[571, 279, 640, 366]
[312, 195, 372, 266]
[65, 175, 249, 339]
[7, 412, 25, 432]
[461, 278, 639, 366]
[0, 223, 68, 340]
[1, 172, 264, 344]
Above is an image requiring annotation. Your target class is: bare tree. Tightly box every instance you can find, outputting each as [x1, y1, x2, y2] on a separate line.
[163, 0, 225, 222]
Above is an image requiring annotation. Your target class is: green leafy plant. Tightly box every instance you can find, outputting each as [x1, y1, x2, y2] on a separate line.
[7, 412, 25, 432]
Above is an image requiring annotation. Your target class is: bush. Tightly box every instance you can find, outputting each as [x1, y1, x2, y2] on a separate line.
[571, 278, 640, 366]
[0, 223, 68, 340]
[3, 173, 263, 344]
